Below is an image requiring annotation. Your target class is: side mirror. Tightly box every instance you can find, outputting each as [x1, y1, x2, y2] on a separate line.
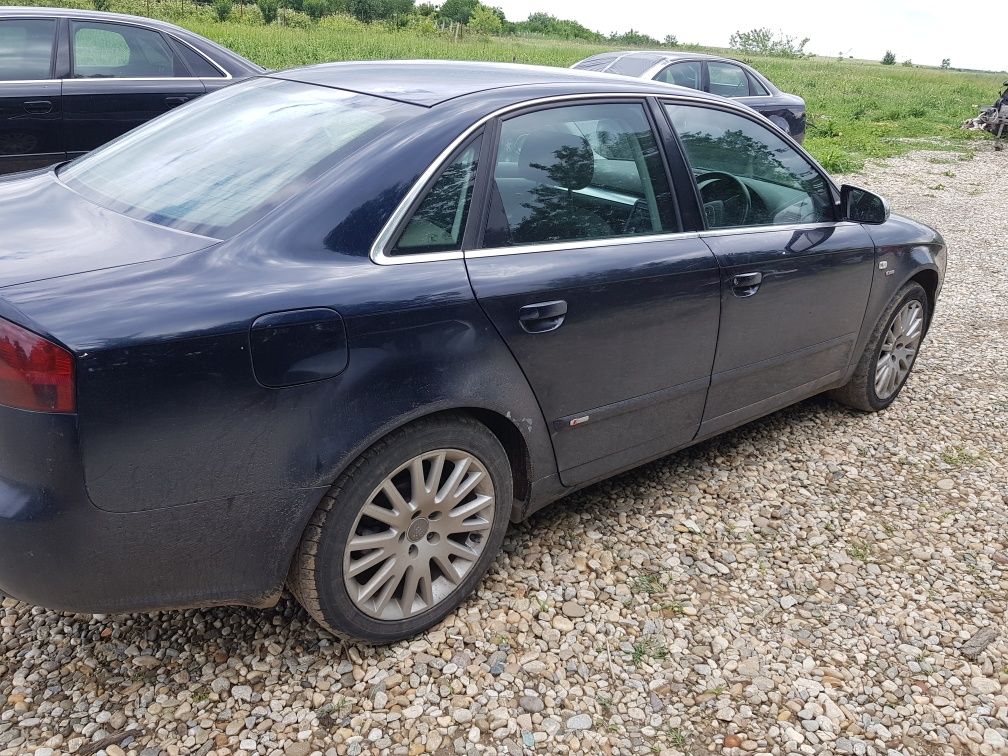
[840, 184, 890, 224]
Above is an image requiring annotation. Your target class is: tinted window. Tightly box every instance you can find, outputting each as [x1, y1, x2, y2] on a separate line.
[655, 61, 701, 90]
[607, 54, 666, 77]
[665, 104, 833, 229]
[71, 21, 177, 78]
[0, 19, 56, 81]
[60, 78, 418, 237]
[572, 54, 621, 72]
[707, 61, 750, 97]
[170, 38, 225, 78]
[748, 72, 769, 96]
[394, 138, 481, 255]
[486, 102, 677, 247]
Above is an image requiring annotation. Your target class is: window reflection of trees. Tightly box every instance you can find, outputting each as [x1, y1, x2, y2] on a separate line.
[681, 128, 827, 199]
[399, 150, 477, 250]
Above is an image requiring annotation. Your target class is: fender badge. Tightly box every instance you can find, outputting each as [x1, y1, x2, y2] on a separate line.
[878, 261, 888, 270]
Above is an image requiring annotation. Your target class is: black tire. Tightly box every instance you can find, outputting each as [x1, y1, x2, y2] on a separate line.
[288, 415, 512, 644]
[830, 281, 929, 412]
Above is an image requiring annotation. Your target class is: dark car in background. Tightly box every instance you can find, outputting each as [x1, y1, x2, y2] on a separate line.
[0, 62, 944, 643]
[574, 51, 807, 143]
[0, 6, 263, 173]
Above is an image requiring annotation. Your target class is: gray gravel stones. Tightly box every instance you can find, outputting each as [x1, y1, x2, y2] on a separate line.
[1, 145, 1007, 755]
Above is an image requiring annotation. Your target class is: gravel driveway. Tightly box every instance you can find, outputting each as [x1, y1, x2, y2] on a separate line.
[2, 147, 1006, 756]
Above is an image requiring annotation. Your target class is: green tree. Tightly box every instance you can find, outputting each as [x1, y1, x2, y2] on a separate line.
[468, 4, 502, 35]
[303, 0, 329, 19]
[729, 27, 809, 58]
[213, 0, 233, 19]
[663, 34, 678, 47]
[941, 58, 951, 69]
[91, 0, 110, 10]
[439, 0, 477, 24]
[257, 0, 279, 22]
[881, 50, 896, 65]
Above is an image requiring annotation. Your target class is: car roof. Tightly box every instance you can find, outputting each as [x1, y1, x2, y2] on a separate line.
[267, 60, 729, 108]
[582, 50, 744, 65]
[2, 5, 190, 33]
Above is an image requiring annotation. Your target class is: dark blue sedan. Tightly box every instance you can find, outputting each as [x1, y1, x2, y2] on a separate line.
[573, 51, 807, 143]
[0, 62, 944, 643]
[0, 6, 263, 173]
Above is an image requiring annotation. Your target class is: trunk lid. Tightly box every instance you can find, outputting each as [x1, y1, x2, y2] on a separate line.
[0, 169, 217, 290]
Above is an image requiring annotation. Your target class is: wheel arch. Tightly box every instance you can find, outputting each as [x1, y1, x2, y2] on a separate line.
[909, 268, 940, 333]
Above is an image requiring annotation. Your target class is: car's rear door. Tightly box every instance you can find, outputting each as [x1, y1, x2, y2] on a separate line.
[62, 18, 205, 157]
[0, 16, 63, 173]
[461, 98, 722, 486]
[662, 100, 875, 437]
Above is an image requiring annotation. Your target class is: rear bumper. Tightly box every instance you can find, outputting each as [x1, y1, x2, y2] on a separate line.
[0, 405, 325, 613]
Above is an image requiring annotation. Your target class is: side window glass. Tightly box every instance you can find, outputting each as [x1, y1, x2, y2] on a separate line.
[0, 19, 56, 81]
[655, 61, 701, 91]
[665, 103, 833, 229]
[170, 39, 225, 78]
[486, 102, 677, 248]
[707, 62, 750, 97]
[393, 137, 481, 255]
[747, 72, 769, 96]
[72, 22, 177, 79]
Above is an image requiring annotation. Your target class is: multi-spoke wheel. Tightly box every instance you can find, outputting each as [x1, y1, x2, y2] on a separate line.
[288, 416, 512, 643]
[874, 299, 924, 400]
[831, 281, 929, 412]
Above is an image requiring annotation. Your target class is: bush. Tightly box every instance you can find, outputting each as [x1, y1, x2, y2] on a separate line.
[941, 58, 951, 69]
[92, 0, 111, 10]
[406, 11, 438, 35]
[276, 7, 312, 26]
[729, 27, 809, 58]
[514, 12, 601, 42]
[881, 50, 896, 65]
[901, 59, 912, 67]
[213, 0, 233, 20]
[468, 4, 502, 36]
[609, 29, 661, 47]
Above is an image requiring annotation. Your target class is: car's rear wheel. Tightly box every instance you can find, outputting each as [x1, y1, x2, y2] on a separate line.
[288, 415, 512, 644]
[831, 281, 929, 412]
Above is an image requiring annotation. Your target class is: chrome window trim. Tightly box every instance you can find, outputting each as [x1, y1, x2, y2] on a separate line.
[700, 220, 859, 238]
[466, 231, 702, 259]
[370, 91, 746, 266]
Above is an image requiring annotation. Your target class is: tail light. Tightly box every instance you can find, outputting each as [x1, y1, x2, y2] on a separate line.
[0, 317, 75, 413]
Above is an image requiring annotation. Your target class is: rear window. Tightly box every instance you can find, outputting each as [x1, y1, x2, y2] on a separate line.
[606, 54, 666, 77]
[572, 54, 621, 72]
[59, 78, 418, 237]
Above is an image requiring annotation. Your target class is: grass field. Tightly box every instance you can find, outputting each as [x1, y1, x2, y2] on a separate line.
[16, 0, 1008, 171]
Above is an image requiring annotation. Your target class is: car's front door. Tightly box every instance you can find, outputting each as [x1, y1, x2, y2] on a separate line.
[662, 101, 876, 437]
[62, 19, 205, 157]
[0, 16, 63, 173]
[462, 100, 722, 486]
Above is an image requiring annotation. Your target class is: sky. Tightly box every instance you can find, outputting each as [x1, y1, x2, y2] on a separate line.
[493, 0, 1007, 73]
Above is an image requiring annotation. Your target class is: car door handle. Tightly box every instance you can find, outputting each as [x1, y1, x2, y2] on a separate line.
[518, 300, 567, 334]
[164, 96, 191, 107]
[732, 272, 763, 297]
[23, 100, 52, 114]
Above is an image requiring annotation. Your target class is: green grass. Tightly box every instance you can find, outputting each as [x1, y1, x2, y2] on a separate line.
[19, 0, 1006, 171]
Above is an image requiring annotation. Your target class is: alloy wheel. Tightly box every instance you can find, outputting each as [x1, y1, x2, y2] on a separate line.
[342, 449, 496, 620]
[875, 299, 924, 400]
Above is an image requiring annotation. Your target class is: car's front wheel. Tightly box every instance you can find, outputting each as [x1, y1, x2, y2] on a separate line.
[288, 415, 512, 644]
[831, 281, 929, 412]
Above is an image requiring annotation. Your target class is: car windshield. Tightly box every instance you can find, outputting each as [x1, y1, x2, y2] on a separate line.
[59, 77, 419, 237]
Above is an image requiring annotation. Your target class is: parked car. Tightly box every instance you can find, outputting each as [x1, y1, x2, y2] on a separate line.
[0, 62, 944, 643]
[0, 6, 263, 173]
[573, 51, 807, 143]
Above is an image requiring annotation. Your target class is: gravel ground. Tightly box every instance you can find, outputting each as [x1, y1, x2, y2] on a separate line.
[2, 145, 1007, 756]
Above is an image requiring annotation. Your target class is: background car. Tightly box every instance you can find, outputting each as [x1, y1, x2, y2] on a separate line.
[573, 50, 807, 143]
[0, 62, 944, 644]
[0, 6, 263, 173]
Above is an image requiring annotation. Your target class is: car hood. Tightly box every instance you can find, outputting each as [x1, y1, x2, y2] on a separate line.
[0, 168, 217, 290]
